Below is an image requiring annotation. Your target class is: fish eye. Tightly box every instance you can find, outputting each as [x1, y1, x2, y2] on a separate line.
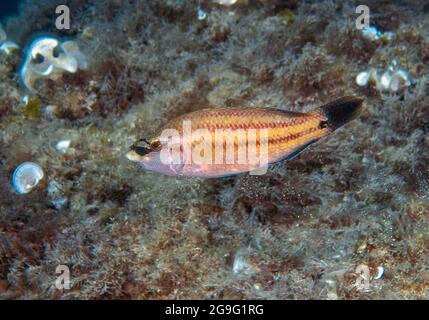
[129, 138, 160, 156]
[150, 139, 161, 149]
[319, 120, 329, 129]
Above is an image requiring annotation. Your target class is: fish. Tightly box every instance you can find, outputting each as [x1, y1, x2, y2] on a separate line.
[126, 96, 363, 177]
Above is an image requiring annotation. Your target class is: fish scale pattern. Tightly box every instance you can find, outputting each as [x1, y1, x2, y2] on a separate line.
[160, 107, 329, 166]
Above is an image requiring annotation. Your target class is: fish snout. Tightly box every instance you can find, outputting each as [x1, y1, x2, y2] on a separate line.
[126, 149, 143, 162]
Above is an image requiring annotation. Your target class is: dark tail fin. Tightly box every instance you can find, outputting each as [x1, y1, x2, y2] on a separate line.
[311, 96, 363, 131]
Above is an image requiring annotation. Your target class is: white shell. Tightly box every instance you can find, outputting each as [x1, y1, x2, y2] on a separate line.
[381, 32, 395, 43]
[374, 266, 384, 280]
[12, 162, 44, 194]
[28, 37, 59, 75]
[361, 26, 380, 41]
[390, 59, 399, 70]
[20, 37, 87, 91]
[213, 0, 238, 6]
[55, 140, 71, 153]
[29, 37, 78, 74]
[389, 77, 401, 92]
[379, 70, 393, 91]
[389, 69, 411, 92]
[0, 41, 19, 55]
[197, 8, 207, 20]
[356, 71, 370, 86]
[357, 62, 411, 93]
[61, 41, 88, 70]
[232, 255, 252, 276]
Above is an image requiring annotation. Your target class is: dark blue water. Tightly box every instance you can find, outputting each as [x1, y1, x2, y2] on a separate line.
[0, 0, 21, 20]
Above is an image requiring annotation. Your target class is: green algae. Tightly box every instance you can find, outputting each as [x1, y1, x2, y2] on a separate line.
[22, 97, 42, 119]
[278, 9, 295, 26]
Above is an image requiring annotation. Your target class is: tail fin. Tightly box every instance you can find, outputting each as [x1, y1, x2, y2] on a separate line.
[310, 96, 363, 131]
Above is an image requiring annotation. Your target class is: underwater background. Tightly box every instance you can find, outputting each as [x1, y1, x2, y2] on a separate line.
[1, 0, 429, 299]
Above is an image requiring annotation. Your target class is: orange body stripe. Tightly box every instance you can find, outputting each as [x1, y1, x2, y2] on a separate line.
[159, 107, 330, 168]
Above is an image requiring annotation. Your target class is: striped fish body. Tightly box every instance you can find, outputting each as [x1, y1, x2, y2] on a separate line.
[126, 97, 363, 177]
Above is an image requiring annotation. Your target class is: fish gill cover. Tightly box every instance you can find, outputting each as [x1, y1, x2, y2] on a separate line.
[0, 0, 429, 300]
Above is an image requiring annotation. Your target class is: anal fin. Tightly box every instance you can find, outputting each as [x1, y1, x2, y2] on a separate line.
[283, 139, 318, 161]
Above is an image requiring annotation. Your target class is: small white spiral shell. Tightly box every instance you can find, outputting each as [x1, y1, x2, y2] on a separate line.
[12, 162, 44, 194]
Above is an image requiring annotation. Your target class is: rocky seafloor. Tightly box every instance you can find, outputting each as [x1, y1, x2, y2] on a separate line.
[1, 0, 429, 299]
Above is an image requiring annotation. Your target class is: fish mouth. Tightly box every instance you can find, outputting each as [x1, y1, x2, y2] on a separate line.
[126, 150, 143, 162]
